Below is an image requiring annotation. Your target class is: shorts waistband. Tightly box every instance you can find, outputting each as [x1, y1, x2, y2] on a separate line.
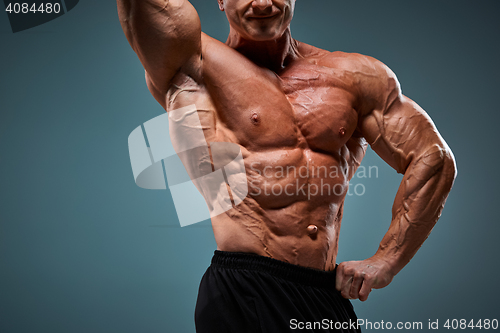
[211, 250, 337, 289]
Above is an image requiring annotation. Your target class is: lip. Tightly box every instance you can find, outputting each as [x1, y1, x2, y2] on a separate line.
[246, 8, 281, 20]
[247, 13, 280, 20]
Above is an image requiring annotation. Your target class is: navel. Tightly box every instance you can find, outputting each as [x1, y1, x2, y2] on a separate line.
[307, 224, 318, 234]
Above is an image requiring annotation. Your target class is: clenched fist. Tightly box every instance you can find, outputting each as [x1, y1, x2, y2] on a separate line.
[335, 258, 396, 302]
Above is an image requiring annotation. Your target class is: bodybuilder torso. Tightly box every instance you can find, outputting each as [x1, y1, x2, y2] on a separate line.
[165, 35, 372, 270]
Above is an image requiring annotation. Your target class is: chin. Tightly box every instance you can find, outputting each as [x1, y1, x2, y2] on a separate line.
[248, 33, 281, 42]
[245, 27, 286, 42]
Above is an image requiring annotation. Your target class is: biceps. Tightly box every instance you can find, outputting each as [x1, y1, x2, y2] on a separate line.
[359, 95, 447, 174]
[117, 0, 201, 92]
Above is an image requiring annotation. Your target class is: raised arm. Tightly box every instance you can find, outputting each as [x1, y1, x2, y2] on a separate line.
[117, 0, 202, 106]
[336, 56, 457, 301]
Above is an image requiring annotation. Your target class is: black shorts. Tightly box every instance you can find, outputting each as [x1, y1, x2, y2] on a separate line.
[195, 251, 361, 333]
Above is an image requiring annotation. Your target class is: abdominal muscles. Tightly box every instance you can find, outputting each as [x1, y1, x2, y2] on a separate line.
[212, 143, 348, 271]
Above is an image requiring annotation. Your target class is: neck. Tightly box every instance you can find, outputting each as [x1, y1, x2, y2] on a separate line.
[226, 28, 300, 72]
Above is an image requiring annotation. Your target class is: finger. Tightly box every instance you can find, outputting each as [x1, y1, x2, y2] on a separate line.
[335, 263, 344, 291]
[341, 275, 353, 299]
[349, 271, 364, 299]
[359, 278, 373, 302]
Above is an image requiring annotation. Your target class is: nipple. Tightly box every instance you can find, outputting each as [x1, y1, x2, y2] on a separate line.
[251, 113, 260, 125]
[307, 225, 318, 234]
[339, 127, 346, 137]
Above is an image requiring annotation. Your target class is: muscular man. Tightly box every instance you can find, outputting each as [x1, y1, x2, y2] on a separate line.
[117, 1, 457, 332]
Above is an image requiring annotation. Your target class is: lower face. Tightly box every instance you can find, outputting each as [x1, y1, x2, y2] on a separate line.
[222, 0, 296, 41]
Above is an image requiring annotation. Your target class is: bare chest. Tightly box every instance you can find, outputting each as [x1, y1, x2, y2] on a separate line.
[200, 62, 359, 155]
[281, 70, 359, 153]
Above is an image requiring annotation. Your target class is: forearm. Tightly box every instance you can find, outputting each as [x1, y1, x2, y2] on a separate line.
[374, 144, 457, 275]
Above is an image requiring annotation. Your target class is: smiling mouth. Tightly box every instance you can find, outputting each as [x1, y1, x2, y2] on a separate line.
[247, 13, 279, 20]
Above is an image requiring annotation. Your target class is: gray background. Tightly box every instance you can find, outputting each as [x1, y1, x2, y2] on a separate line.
[1, 0, 499, 332]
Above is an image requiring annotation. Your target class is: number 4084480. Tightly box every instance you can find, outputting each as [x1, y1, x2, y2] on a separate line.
[443, 319, 498, 330]
[5, 3, 61, 14]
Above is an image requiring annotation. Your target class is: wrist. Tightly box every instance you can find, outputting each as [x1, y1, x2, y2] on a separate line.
[370, 251, 404, 277]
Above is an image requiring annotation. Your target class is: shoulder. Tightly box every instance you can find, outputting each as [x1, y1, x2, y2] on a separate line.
[317, 50, 396, 82]
[312, 50, 402, 113]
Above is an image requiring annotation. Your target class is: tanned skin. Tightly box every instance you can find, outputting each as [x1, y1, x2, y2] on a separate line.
[117, 0, 457, 302]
